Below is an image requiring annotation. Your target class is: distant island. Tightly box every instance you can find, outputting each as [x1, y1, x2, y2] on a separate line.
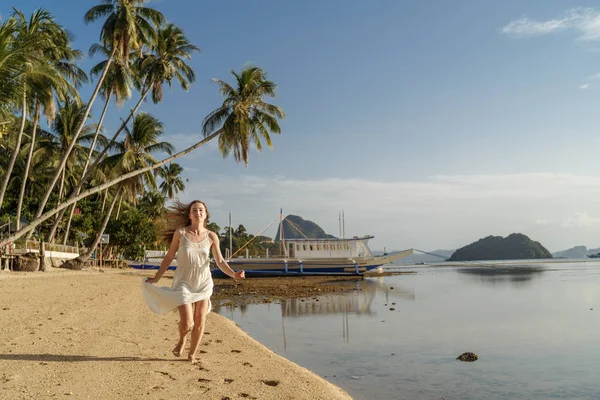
[274, 215, 337, 241]
[552, 245, 600, 259]
[447, 233, 552, 261]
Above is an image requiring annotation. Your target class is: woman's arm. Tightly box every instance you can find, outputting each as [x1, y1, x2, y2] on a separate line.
[209, 231, 245, 279]
[145, 229, 182, 283]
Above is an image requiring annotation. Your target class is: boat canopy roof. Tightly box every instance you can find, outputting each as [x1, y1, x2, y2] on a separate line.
[284, 235, 374, 242]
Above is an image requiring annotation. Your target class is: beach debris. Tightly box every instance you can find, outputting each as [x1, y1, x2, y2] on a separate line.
[456, 352, 478, 362]
[262, 380, 280, 387]
[14, 252, 39, 272]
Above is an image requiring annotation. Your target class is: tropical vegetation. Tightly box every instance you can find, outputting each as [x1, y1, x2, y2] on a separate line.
[0, 1, 285, 269]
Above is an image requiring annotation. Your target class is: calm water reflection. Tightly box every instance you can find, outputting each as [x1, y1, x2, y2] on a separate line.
[214, 261, 600, 400]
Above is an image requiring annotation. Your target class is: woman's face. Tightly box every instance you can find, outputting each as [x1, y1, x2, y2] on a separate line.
[189, 202, 206, 224]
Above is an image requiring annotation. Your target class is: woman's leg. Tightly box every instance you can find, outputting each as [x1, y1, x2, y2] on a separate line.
[173, 303, 193, 357]
[188, 299, 209, 363]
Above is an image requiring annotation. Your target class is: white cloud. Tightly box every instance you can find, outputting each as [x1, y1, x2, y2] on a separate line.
[580, 84, 590, 89]
[176, 173, 600, 252]
[560, 212, 600, 228]
[588, 72, 600, 79]
[502, 8, 600, 41]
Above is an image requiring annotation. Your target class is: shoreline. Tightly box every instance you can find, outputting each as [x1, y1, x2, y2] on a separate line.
[0, 268, 351, 399]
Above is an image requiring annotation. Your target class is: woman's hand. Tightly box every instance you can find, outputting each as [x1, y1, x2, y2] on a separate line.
[234, 270, 245, 280]
[145, 276, 159, 284]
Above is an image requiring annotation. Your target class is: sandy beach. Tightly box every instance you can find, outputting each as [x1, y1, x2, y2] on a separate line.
[0, 268, 351, 400]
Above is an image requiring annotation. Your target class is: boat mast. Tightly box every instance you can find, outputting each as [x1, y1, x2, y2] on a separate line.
[229, 211, 232, 259]
[338, 211, 341, 238]
[280, 208, 286, 257]
[342, 209, 345, 239]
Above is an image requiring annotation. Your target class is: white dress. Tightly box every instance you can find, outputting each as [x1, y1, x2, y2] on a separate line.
[142, 229, 214, 314]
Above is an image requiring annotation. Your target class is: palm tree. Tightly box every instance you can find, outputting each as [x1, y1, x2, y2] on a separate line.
[72, 112, 173, 265]
[47, 42, 134, 243]
[75, 21, 199, 197]
[11, 9, 85, 230]
[45, 101, 106, 244]
[0, 9, 80, 211]
[138, 190, 166, 220]
[204, 66, 285, 165]
[1, 65, 285, 251]
[30, 0, 164, 227]
[158, 163, 185, 199]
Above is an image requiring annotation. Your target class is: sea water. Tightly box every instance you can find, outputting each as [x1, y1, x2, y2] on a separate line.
[214, 261, 600, 400]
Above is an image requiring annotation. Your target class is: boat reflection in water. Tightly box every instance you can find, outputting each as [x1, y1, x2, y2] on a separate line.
[213, 277, 415, 348]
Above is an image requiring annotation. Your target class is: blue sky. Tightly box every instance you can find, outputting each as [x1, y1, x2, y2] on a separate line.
[5, 0, 600, 252]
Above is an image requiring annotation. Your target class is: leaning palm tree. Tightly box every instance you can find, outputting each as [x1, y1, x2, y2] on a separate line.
[76, 22, 199, 196]
[47, 42, 134, 243]
[30, 0, 164, 228]
[1, 65, 285, 251]
[204, 66, 284, 165]
[11, 9, 85, 230]
[0, 9, 81, 211]
[48, 21, 198, 241]
[158, 163, 185, 199]
[68, 112, 173, 267]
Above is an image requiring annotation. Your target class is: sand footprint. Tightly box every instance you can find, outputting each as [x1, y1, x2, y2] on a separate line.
[262, 380, 280, 387]
[224, 378, 234, 384]
[242, 362, 253, 367]
[231, 349, 241, 353]
[198, 378, 211, 383]
[239, 393, 257, 399]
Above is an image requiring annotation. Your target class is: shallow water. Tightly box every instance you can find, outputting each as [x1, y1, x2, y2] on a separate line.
[214, 261, 600, 400]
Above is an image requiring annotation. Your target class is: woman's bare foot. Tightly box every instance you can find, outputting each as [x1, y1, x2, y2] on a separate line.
[172, 339, 186, 357]
[188, 354, 198, 364]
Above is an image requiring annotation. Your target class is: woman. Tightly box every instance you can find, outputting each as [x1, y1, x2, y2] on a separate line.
[142, 200, 245, 364]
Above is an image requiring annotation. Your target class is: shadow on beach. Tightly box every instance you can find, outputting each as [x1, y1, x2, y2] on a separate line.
[0, 353, 169, 362]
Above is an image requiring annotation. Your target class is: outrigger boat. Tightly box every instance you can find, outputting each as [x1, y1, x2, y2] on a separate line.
[213, 235, 412, 277]
[128, 210, 412, 276]
[128, 235, 412, 277]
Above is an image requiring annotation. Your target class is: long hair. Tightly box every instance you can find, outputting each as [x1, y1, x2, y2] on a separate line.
[161, 200, 210, 245]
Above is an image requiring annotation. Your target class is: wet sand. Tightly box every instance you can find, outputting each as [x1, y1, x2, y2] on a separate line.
[0, 268, 351, 400]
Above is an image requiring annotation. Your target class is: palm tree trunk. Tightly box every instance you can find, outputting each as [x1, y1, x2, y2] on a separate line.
[101, 188, 107, 213]
[0, 86, 27, 209]
[0, 129, 223, 247]
[30, 46, 117, 231]
[73, 185, 122, 265]
[65, 86, 151, 202]
[16, 101, 40, 231]
[61, 204, 76, 246]
[49, 90, 113, 243]
[115, 193, 123, 219]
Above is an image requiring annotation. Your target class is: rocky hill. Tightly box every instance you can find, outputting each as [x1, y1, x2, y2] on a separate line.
[447, 233, 552, 261]
[552, 246, 600, 259]
[274, 215, 337, 241]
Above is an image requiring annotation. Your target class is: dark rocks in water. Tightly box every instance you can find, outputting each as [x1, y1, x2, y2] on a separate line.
[14, 252, 39, 272]
[457, 352, 478, 362]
